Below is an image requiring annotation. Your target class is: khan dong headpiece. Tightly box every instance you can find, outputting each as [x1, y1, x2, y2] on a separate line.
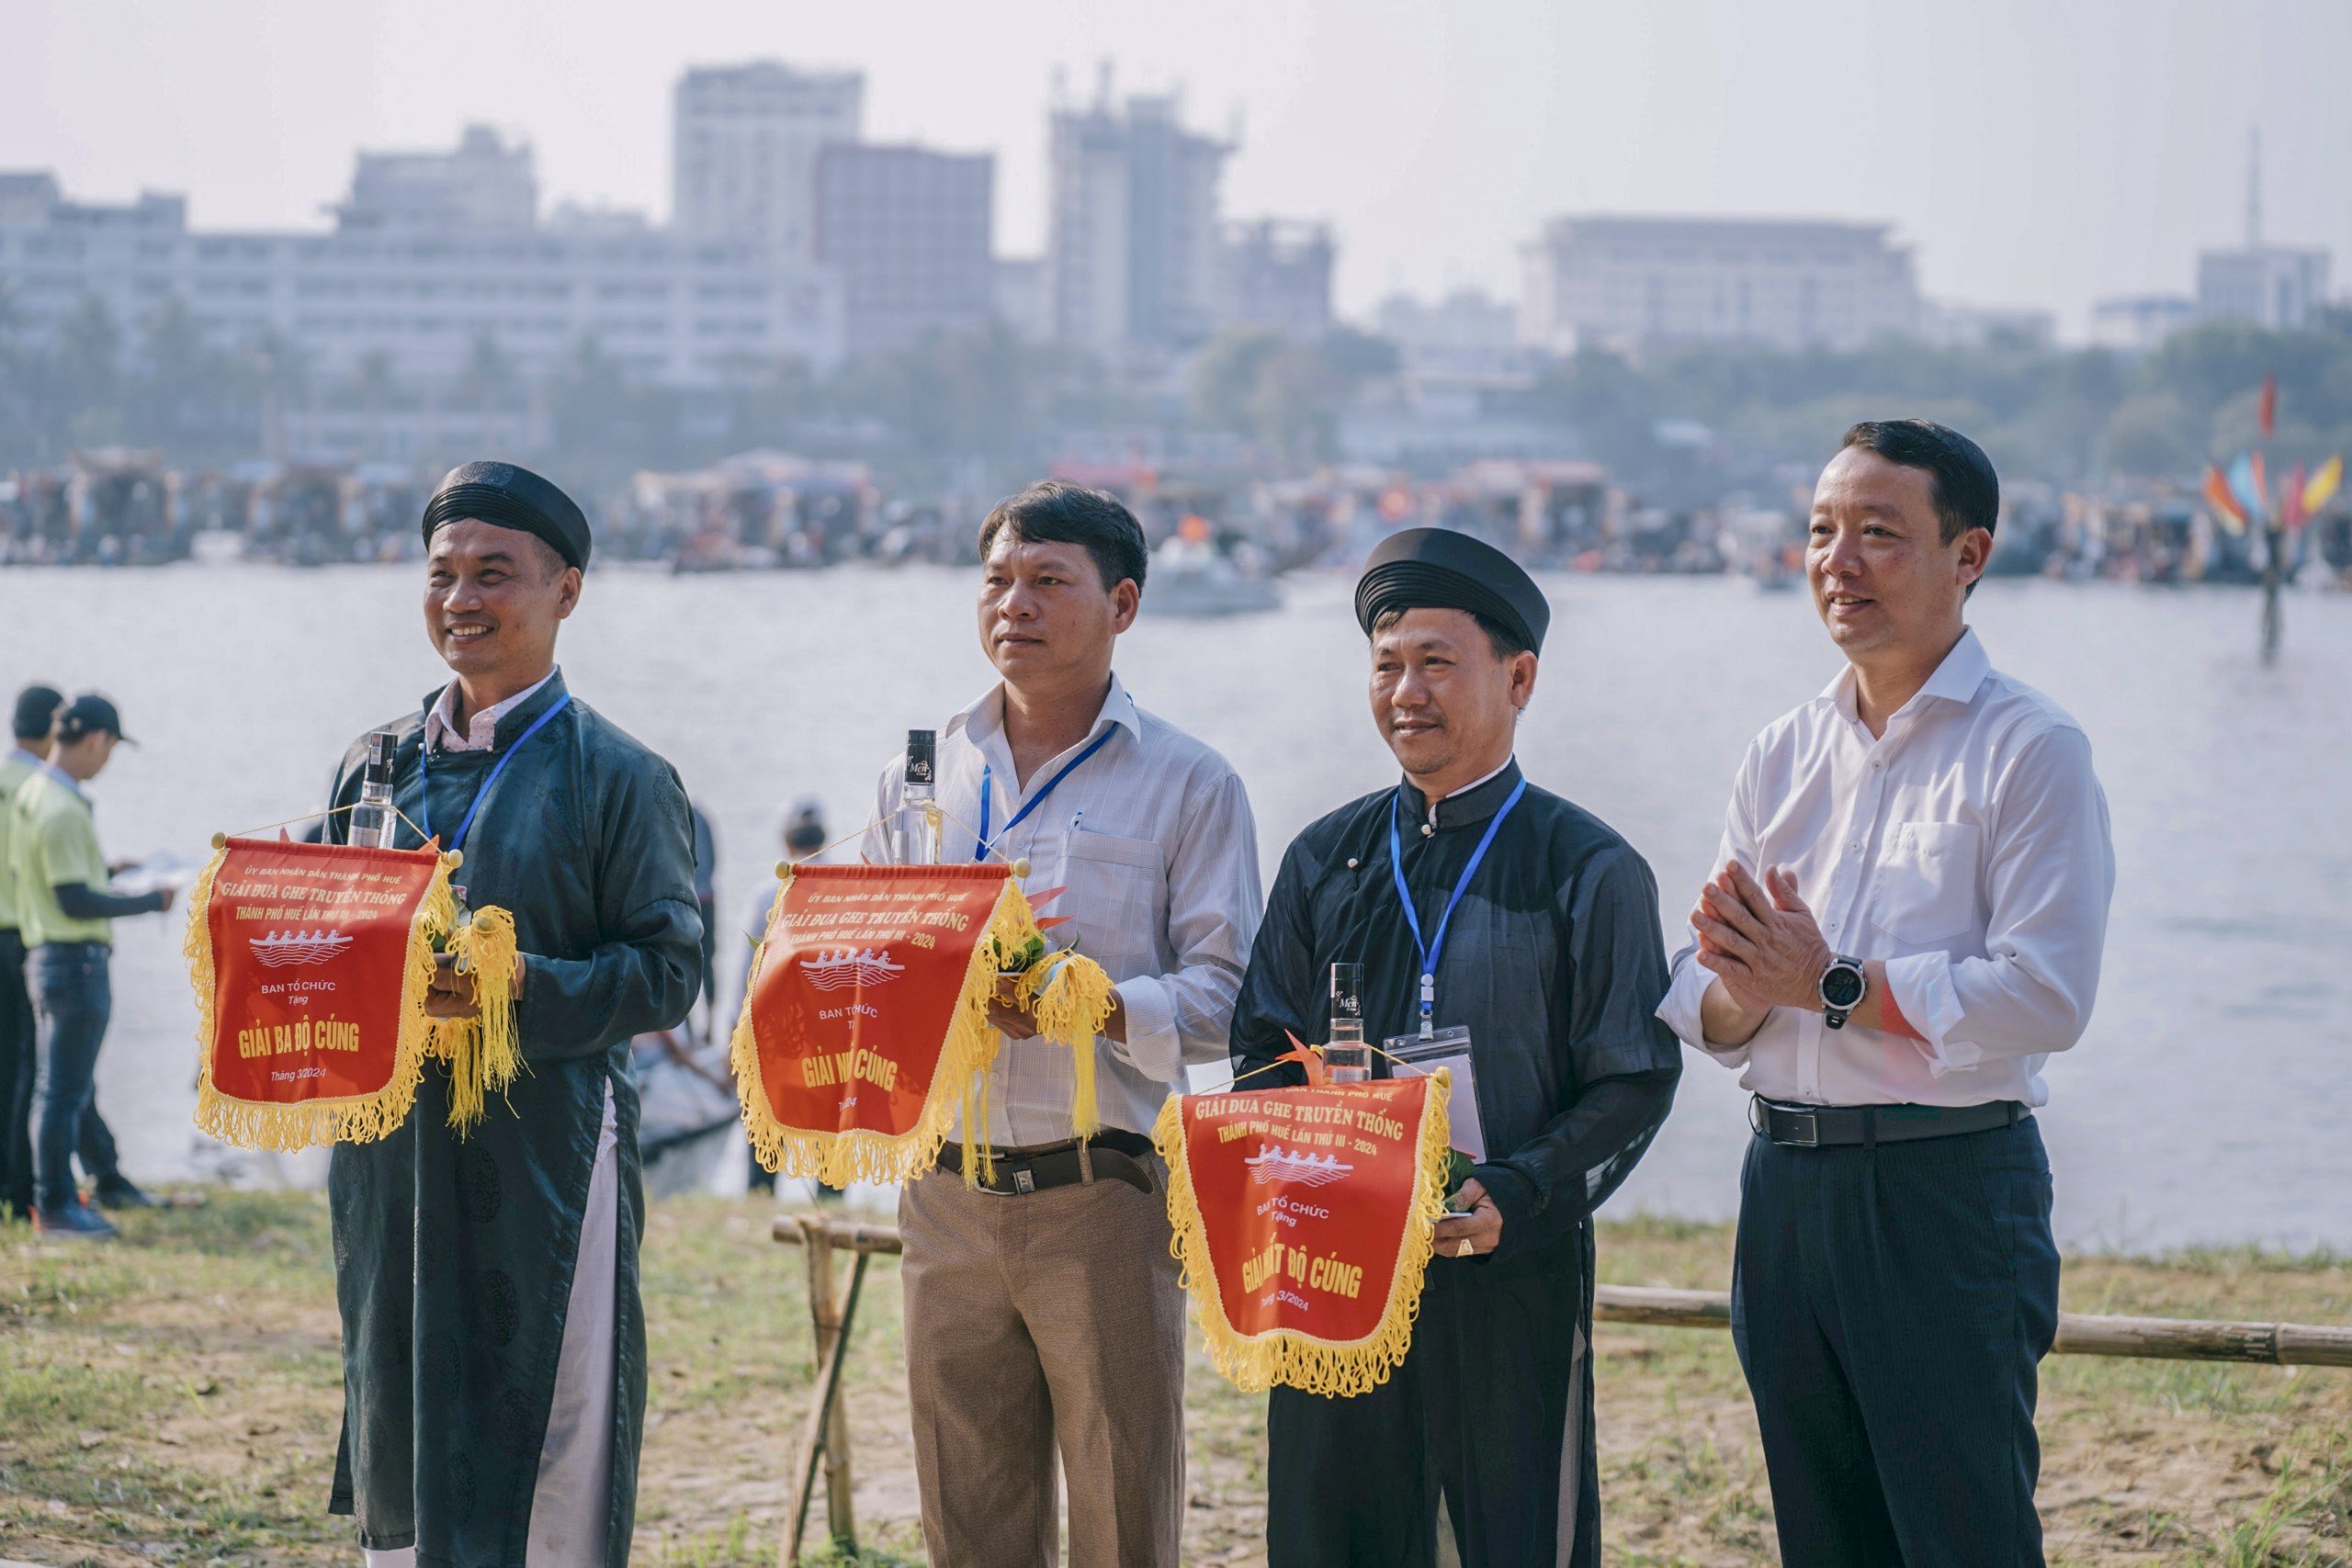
[421, 460, 593, 570]
[1354, 526, 1550, 655]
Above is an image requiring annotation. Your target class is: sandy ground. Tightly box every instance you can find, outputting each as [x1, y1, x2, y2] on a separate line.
[3, 1193, 2347, 1565]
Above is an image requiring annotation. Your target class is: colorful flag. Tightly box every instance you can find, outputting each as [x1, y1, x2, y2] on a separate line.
[2203, 465, 2248, 533]
[1155, 1073, 1453, 1396]
[184, 836, 518, 1149]
[730, 862, 1112, 1187]
[2229, 453, 2267, 524]
[2282, 464, 2309, 531]
[2304, 456, 2344, 515]
[2259, 373, 2278, 439]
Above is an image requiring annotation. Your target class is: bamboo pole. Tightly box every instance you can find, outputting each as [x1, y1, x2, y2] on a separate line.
[773, 1215, 2352, 1369]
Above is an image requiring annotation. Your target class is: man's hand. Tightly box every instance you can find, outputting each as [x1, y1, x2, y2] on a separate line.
[152, 886, 176, 913]
[986, 974, 1125, 1042]
[426, 949, 529, 1019]
[426, 953, 480, 1020]
[1433, 1178, 1503, 1258]
[987, 974, 1038, 1040]
[1691, 862, 1834, 1012]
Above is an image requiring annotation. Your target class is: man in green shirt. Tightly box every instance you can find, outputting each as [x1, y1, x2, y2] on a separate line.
[12, 694, 174, 1238]
[2, 683, 64, 1223]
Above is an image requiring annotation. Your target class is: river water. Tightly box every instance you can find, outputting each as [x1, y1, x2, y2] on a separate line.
[6, 563, 2347, 1251]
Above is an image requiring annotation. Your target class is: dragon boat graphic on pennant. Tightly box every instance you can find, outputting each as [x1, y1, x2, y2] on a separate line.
[248, 929, 358, 969]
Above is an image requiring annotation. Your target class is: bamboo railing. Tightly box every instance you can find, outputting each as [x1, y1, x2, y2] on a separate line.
[768, 1213, 2352, 1561]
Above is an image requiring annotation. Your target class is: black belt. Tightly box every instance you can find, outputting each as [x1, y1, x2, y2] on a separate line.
[939, 1129, 1158, 1196]
[1751, 1096, 2027, 1148]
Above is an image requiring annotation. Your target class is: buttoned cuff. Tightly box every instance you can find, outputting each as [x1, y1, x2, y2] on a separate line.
[1657, 953, 1750, 1065]
[1881, 951, 1981, 1076]
[1111, 975, 1182, 1083]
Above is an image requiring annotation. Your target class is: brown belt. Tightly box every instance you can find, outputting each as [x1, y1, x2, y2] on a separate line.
[938, 1130, 1158, 1196]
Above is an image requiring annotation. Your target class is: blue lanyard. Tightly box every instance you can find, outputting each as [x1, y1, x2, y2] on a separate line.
[974, 727, 1118, 862]
[418, 692, 571, 853]
[1387, 776, 1528, 1039]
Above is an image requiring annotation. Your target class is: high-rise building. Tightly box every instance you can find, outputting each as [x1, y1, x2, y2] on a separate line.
[672, 62, 864, 262]
[1216, 219, 1333, 342]
[2195, 132, 2330, 333]
[815, 143, 994, 357]
[0, 139, 843, 400]
[1519, 215, 1921, 354]
[334, 124, 537, 232]
[1047, 88, 1228, 357]
[2198, 249, 2331, 332]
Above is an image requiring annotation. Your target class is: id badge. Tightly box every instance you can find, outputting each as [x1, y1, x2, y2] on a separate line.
[1385, 1025, 1485, 1162]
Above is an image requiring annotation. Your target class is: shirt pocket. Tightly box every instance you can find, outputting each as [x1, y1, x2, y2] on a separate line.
[1869, 821, 1982, 945]
[1057, 829, 1166, 967]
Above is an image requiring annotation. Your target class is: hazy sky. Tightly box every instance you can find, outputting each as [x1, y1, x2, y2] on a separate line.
[7, 0, 2348, 332]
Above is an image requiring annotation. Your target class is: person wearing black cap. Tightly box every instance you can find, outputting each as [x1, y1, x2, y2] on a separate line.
[1, 682, 66, 1222]
[318, 461, 702, 1567]
[1230, 526, 1682, 1565]
[7, 694, 175, 1238]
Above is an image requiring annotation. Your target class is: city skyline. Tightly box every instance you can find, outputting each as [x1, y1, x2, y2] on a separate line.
[7, 0, 2349, 335]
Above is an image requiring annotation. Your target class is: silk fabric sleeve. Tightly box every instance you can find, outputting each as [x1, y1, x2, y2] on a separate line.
[513, 754, 705, 1064]
[1227, 836, 1322, 1087]
[1474, 840, 1682, 1263]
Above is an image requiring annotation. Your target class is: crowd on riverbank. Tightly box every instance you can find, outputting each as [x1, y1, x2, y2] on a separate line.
[9, 447, 2352, 590]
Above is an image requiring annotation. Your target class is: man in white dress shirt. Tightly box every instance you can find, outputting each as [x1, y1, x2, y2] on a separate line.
[1656, 420, 2114, 1567]
[865, 480, 1261, 1567]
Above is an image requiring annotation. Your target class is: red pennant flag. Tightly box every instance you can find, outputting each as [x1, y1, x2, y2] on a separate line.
[2259, 373, 2278, 440]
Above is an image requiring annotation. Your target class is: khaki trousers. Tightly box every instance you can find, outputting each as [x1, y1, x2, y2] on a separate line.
[899, 1157, 1186, 1568]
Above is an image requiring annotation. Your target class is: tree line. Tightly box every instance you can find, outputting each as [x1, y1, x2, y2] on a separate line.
[5, 282, 2349, 502]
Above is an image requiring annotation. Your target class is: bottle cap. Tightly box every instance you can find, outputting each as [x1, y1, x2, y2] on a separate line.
[362, 729, 397, 784]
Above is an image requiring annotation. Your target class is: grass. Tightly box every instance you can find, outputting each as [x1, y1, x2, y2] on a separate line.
[2, 1192, 2348, 1565]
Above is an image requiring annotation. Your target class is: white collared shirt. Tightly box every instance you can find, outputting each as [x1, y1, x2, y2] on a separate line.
[864, 673, 1263, 1145]
[1657, 628, 2115, 1108]
[425, 671, 557, 754]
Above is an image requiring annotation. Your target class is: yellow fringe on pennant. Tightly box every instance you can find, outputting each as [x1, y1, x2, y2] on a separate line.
[185, 842, 458, 1151]
[1154, 1069, 1454, 1398]
[1022, 952, 1114, 1139]
[729, 870, 1040, 1190]
[434, 905, 524, 1135]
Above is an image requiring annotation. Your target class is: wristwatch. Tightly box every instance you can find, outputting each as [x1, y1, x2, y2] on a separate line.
[1818, 954, 1868, 1031]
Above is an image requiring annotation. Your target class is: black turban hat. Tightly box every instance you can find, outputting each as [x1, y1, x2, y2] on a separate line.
[1354, 527, 1550, 655]
[420, 461, 592, 570]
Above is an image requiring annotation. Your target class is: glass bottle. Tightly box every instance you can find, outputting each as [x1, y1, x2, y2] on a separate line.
[1325, 962, 1371, 1083]
[897, 728, 942, 863]
[349, 731, 400, 850]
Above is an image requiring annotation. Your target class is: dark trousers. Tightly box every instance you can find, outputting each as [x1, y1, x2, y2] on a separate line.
[1733, 1117, 2060, 1568]
[29, 942, 122, 1212]
[0, 929, 36, 1215]
[1267, 1234, 1599, 1568]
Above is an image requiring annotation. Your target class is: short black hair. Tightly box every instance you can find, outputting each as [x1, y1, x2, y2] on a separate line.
[976, 481, 1148, 594]
[1839, 419, 2000, 545]
[1370, 605, 1530, 662]
[13, 683, 63, 740]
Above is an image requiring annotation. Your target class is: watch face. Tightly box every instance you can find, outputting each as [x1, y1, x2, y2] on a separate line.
[1821, 964, 1865, 1010]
